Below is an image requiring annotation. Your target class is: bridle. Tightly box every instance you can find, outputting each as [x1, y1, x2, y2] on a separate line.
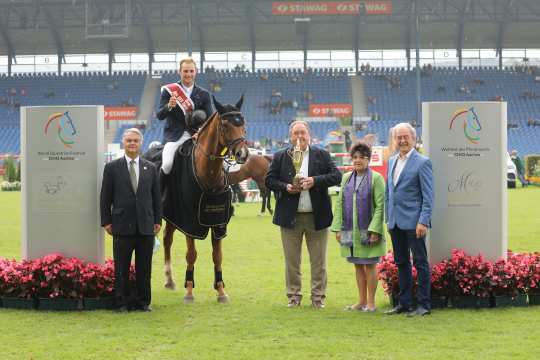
[195, 110, 247, 164]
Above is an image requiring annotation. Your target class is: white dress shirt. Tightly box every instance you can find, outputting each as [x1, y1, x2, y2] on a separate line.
[125, 155, 140, 184]
[181, 83, 194, 97]
[393, 148, 415, 185]
[297, 147, 313, 213]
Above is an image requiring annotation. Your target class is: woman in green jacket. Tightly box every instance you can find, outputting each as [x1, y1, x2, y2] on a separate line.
[331, 141, 386, 312]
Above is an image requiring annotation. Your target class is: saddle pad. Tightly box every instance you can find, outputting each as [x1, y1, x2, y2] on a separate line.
[198, 189, 232, 227]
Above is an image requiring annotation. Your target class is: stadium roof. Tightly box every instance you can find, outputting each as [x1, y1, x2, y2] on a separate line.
[1, 0, 540, 60]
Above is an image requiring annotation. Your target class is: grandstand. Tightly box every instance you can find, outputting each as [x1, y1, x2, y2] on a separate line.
[2, 67, 540, 156]
[1, 0, 540, 157]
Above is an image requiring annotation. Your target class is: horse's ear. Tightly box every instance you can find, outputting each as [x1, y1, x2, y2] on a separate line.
[213, 95, 225, 114]
[235, 94, 244, 110]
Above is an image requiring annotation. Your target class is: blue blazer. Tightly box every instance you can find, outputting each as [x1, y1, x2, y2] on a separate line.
[385, 149, 434, 230]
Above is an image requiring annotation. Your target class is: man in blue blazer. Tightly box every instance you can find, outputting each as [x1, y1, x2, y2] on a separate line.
[385, 123, 434, 316]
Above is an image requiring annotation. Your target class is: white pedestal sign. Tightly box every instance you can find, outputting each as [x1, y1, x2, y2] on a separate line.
[423, 102, 507, 263]
[21, 106, 104, 263]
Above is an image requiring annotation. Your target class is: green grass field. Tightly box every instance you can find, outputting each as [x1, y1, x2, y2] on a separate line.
[1, 188, 540, 360]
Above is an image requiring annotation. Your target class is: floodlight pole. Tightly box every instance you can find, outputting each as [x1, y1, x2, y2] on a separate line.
[414, 0, 421, 125]
[187, 1, 193, 56]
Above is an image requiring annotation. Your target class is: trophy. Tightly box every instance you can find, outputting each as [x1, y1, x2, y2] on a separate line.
[291, 139, 304, 189]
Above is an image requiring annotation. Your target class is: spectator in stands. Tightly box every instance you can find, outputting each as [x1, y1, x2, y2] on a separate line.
[20, 89, 27, 96]
[270, 90, 283, 114]
[260, 73, 269, 81]
[527, 118, 540, 127]
[510, 150, 528, 187]
[265, 120, 342, 309]
[367, 96, 377, 104]
[421, 64, 433, 77]
[331, 141, 386, 313]
[343, 130, 352, 151]
[458, 85, 472, 94]
[9, 88, 16, 96]
[304, 91, 314, 103]
[473, 79, 485, 85]
[437, 84, 446, 93]
[507, 122, 519, 129]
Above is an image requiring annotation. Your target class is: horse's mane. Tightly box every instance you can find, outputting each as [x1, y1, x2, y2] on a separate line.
[197, 111, 219, 135]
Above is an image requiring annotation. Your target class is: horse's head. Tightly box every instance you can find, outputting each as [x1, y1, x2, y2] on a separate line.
[213, 95, 249, 164]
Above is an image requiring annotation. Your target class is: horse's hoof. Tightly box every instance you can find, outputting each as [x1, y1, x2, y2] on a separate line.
[183, 294, 195, 304]
[164, 282, 176, 290]
[217, 294, 229, 304]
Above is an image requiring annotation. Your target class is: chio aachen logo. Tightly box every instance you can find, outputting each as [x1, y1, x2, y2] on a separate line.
[449, 106, 482, 145]
[44, 111, 78, 148]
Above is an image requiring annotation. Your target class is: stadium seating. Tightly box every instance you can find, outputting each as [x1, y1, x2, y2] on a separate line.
[1, 68, 539, 156]
[362, 68, 540, 155]
[0, 72, 146, 154]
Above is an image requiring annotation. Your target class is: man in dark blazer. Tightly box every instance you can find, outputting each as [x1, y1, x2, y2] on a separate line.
[157, 58, 214, 174]
[265, 120, 342, 309]
[385, 122, 434, 317]
[100, 128, 162, 312]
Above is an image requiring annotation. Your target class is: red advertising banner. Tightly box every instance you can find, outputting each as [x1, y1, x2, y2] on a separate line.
[104, 107, 138, 121]
[309, 104, 353, 117]
[271, 1, 392, 15]
[364, 1, 393, 14]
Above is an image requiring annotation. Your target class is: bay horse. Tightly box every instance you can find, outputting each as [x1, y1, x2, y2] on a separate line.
[226, 154, 273, 215]
[161, 96, 249, 303]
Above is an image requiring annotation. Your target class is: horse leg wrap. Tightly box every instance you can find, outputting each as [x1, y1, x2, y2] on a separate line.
[184, 269, 195, 288]
[214, 270, 225, 290]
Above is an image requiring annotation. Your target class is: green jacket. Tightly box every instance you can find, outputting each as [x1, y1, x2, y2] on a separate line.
[330, 170, 386, 259]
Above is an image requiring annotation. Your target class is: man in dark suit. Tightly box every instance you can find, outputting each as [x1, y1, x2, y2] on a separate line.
[265, 120, 342, 309]
[100, 128, 162, 312]
[385, 123, 434, 317]
[157, 58, 214, 174]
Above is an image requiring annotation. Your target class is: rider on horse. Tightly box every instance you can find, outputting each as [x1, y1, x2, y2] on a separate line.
[157, 57, 214, 174]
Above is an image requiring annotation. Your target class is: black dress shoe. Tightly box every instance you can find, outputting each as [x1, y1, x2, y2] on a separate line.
[114, 306, 128, 313]
[384, 305, 412, 315]
[407, 306, 431, 317]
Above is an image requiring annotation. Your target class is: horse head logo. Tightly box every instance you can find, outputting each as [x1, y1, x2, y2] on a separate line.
[44, 111, 77, 148]
[449, 106, 481, 145]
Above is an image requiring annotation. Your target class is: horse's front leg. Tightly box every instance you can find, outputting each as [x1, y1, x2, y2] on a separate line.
[163, 221, 176, 290]
[211, 232, 229, 303]
[184, 236, 197, 303]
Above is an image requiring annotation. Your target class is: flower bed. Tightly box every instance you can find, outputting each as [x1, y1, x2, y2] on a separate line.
[0, 253, 134, 311]
[378, 249, 540, 309]
[0, 181, 21, 191]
